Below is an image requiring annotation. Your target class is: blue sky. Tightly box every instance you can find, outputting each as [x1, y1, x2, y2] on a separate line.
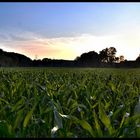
[0, 2, 140, 60]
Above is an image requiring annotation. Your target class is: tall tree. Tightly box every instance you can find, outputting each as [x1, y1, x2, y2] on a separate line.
[99, 47, 117, 63]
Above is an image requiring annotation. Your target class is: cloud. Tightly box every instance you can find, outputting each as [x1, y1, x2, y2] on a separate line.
[0, 31, 139, 60]
[0, 34, 8, 40]
[9, 34, 33, 41]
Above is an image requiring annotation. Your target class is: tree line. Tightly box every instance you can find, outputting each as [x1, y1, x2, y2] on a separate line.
[0, 47, 140, 68]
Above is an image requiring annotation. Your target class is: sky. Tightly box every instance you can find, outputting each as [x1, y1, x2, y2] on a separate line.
[0, 2, 140, 60]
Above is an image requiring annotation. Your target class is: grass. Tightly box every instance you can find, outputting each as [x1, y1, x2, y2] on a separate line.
[0, 67, 140, 138]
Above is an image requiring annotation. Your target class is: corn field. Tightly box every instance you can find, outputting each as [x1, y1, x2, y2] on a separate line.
[0, 67, 140, 138]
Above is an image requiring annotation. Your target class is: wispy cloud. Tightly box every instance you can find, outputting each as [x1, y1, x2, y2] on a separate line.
[0, 30, 139, 60]
[9, 34, 33, 41]
[0, 34, 8, 40]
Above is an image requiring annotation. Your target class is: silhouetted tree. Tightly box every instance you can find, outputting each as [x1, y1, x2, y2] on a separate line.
[0, 49, 4, 55]
[119, 55, 125, 62]
[115, 57, 120, 63]
[136, 54, 140, 62]
[0, 49, 3, 53]
[42, 58, 51, 62]
[74, 56, 80, 61]
[99, 47, 117, 63]
[0, 48, 32, 67]
[75, 51, 100, 66]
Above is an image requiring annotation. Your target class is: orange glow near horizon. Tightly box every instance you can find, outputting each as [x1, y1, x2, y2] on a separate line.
[0, 33, 140, 61]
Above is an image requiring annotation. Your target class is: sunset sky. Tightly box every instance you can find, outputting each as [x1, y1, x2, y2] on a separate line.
[0, 2, 140, 60]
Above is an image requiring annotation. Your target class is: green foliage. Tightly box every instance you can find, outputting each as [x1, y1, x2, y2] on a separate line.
[0, 67, 140, 137]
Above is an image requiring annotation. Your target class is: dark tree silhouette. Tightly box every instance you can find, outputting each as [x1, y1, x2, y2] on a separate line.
[0, 49, 3, 52]
[75, 56, 80, 61]
[119, 55, 125, 62]
[115, 57, 120, 63]
[75, 50, 100, 66]
[136, 54, 140, 62]
[0, 49, 4, 55]
[99, 47, 117, 63]
[0, 49, 32, 67]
